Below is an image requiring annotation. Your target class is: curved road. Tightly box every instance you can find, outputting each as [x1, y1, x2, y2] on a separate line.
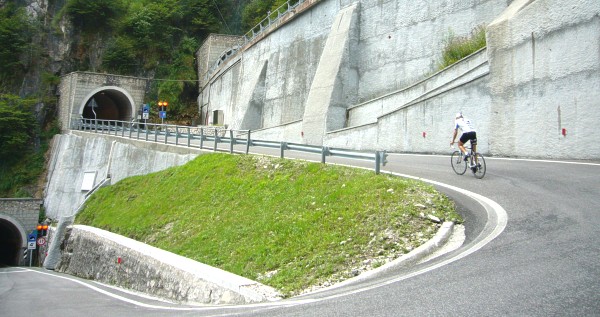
[2, 153, 599, 316]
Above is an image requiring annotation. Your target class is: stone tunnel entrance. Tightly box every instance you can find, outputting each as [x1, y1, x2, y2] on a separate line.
[0, 219, 23, 266]
[81, 87, 134, 122]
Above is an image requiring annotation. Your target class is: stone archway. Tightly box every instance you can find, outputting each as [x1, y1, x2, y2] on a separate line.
[0, 215, 26, 266]
[78, 86, 136, 122]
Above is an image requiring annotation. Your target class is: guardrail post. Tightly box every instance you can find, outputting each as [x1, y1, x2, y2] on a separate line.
[280, 142, 287, 158]
[136, 122, 140, 139]
[375, 151, 381, 174]
[213, 128, 218, 151]
[229, 130, 234, 154]
[128, 121, 133, 138]
[246, 130, 251, 154]
[187, 127, 191, 147]
[175, 127, 179, 146]
[165, 126, 169, 144]
[154, 125, 158, 142]
[321, 146, 329, 164]
[374, 150, 388, 174]
[145, 124, 149, 141]
[200, 128, 204, 149]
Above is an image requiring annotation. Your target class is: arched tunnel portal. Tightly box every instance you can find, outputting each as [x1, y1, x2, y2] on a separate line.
[80, 87, 135, 122]
[0, 217, 25, 266]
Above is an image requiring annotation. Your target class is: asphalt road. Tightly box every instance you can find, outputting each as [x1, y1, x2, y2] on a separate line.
[1, 152, 599, 316]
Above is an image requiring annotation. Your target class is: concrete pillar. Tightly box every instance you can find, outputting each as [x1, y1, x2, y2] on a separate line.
[302, 3, 359, 145]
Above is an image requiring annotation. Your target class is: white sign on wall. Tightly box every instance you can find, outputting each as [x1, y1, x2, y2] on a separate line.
[81, 171, 97, 191]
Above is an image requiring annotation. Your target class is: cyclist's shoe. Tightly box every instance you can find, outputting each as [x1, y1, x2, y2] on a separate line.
[463, 153, 470, 161]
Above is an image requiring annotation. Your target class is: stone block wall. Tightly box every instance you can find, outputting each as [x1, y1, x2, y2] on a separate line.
[0, 198, 42, 235]
[57, 72, 148, 131]
[55, 225, 280, 305]
[197, 34, 245, 87]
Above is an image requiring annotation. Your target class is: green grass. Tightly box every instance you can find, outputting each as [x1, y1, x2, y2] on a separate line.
[438, 26, 487, 70]
[76, 153, 461, 296]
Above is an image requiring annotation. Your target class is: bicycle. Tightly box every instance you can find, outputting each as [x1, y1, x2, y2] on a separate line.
[450, 144, 486, 179]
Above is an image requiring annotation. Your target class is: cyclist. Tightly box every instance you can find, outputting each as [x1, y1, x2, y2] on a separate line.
[450, 112, 478, 167]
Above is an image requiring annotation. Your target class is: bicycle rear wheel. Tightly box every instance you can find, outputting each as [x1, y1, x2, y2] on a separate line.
[451, 151, 467, 175]
[471, 153, 486, 179]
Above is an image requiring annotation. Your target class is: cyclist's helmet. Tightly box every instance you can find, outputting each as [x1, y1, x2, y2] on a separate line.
[455, 112, 463, 119]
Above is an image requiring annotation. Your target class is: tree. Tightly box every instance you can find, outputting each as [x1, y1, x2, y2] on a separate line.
[0, 4, 32, 91]
[65, 0, 126, 33]
[102, 37, 139, 74]
[0, 95, 35, 160]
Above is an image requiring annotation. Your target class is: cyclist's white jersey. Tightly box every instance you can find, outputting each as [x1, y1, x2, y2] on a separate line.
[454, 117, 476, 133]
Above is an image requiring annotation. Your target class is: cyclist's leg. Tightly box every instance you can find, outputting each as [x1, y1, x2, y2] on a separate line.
[471, 133, 478, 165]
[458, 134, 468, 157]
[458, 140, 467, 156]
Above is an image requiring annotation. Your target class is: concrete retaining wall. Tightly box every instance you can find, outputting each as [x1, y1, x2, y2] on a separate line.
[54, 225, 280, 304]
[43, 132, 202, 220]
[486, 0, 600, 159]
[200, 0, 600, 159]
[200, 0, 508, 137]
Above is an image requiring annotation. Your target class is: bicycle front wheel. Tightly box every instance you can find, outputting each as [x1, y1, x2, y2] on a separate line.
[451, 151, 467, 175]
[472, 153, 486, 179]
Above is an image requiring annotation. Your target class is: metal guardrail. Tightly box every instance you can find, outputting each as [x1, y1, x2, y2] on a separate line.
[72, 118, 388, 174]
[204, 0, 308, 83]
[242, 0, 305, 45]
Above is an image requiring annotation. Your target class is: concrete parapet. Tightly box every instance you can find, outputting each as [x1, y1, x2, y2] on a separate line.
[54, 225, 281, 305]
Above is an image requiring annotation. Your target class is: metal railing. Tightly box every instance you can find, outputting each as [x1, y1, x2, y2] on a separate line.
[72, 118, 388, 174]
[242, 0, 305, 45]
[204, 0, 308, 82]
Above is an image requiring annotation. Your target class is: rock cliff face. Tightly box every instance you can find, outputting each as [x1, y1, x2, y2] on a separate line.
[19, 0, 73, 96]
[16, 0, 110, 97]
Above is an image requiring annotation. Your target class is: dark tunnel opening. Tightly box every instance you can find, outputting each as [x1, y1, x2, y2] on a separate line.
[0, 219, 23, 266]
[82, 90, 133, 122]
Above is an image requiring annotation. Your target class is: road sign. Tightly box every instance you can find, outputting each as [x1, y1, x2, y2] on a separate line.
[37, 237, 46, 246]
[159, 111, 167, 119]
[143, 104, 150, 113]
[28, 241, 36, 250]
[142, 112, 149, 120]
[28, 233, 37, 242]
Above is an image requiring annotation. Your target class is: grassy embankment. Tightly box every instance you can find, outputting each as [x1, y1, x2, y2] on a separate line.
[76, 153, 461, 297]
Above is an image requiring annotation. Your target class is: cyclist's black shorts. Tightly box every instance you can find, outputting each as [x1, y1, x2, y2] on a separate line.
[460, 131, 477, 145]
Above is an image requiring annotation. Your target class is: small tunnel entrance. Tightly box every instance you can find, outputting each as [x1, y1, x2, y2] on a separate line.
[81, 89, 133, 122]
[0, 219, 23, 266]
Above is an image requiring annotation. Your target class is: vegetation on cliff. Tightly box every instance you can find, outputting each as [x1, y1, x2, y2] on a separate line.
[438, 26, 487, 70]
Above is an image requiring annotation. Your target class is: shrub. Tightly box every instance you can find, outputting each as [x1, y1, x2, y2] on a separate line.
[438, 26, 486, 70]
